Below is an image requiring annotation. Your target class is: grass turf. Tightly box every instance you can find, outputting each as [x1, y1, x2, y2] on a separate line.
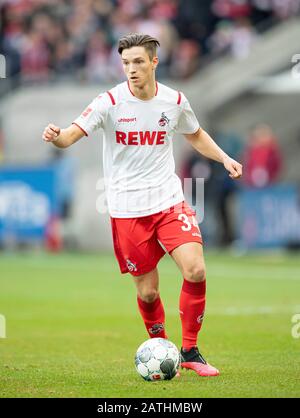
[0, 251, 299, 398]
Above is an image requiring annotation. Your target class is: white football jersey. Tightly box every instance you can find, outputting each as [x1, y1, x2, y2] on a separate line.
[73, 81, 200, 218]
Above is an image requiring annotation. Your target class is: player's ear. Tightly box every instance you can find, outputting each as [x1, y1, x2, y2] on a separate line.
[152, 56, 159, 70]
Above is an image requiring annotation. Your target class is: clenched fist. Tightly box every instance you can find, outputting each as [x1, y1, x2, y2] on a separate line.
[43, 124, 61, 142]
[223, 156, 243, 180]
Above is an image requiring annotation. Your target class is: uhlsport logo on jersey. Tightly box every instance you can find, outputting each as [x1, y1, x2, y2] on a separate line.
[158, 112, 170, 127]
[118, 117, 137, 123]
[126, 259, 137, 272]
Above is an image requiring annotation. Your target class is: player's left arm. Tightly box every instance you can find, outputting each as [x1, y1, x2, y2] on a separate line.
[184, 128, 243, 180]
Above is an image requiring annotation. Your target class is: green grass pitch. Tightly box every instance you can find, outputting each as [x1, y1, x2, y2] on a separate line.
[0, 251, 299, 398]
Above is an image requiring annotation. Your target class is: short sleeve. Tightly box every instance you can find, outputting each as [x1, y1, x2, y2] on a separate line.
[175, 93, 200, 135]
[72, 94, 110, 136]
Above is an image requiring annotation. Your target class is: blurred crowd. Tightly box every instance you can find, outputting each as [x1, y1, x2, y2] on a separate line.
[1, 0, 300, 84]
[181, 123, 283, 246]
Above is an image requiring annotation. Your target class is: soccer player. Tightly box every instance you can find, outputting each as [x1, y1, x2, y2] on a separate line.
[43, 33, 242, 377]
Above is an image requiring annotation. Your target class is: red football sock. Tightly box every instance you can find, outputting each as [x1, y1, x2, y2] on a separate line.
[179, 279, 206, 350]
[137, 295, 167, 339]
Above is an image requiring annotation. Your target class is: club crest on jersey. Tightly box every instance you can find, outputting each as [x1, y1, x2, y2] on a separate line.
[126, 259, 137, 272]
[158, 112, 170, 127]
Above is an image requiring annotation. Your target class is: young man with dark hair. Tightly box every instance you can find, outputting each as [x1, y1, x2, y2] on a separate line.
[43, 33, 242, 377]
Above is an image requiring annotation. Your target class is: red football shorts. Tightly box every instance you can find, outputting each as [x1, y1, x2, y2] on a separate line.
[110, 200, 203, 277]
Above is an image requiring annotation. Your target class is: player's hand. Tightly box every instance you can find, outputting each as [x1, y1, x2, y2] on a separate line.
[223, 157, 243, 180]
[43, 124, 61, 142]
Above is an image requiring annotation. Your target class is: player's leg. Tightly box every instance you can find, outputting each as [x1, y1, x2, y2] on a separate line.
[172, 243, 219, 376]
[110, 216, 167, 339]
[133, 267, 167, 339]
[171, 241, 206, 347]
[171, 242, 219, 376]
[157, 202, 219, 376]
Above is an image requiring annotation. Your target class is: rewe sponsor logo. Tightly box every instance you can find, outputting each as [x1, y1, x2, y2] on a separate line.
[116, 130, 167, 145]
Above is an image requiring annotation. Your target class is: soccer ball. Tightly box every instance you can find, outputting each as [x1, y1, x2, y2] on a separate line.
[135, 338, 180, 381]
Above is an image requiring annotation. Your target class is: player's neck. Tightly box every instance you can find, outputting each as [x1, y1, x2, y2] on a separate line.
[129, 78, 157, 101]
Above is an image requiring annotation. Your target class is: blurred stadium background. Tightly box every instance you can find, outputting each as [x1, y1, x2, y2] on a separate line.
[0, 0, 300, 398]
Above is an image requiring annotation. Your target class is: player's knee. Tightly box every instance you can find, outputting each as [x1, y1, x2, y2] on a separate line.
[138, 288, 159, 303]
[183, 262, 206, 282]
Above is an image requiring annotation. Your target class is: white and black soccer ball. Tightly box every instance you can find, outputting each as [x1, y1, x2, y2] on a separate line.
[135, 338, 180, 381]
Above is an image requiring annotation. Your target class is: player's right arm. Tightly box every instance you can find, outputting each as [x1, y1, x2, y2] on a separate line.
[43, 92, 111, 148]
[42, 123, 84, 148]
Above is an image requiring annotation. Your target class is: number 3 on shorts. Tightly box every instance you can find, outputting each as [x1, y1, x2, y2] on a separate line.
[178, 214, 199, 231]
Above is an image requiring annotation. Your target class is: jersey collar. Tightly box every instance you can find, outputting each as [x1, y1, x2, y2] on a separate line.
[127, 81, 158, 100]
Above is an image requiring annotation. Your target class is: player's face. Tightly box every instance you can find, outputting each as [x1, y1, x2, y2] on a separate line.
[121, 46, 158, 87]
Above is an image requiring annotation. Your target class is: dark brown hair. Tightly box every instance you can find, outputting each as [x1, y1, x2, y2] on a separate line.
[118, 33, 160, 59]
